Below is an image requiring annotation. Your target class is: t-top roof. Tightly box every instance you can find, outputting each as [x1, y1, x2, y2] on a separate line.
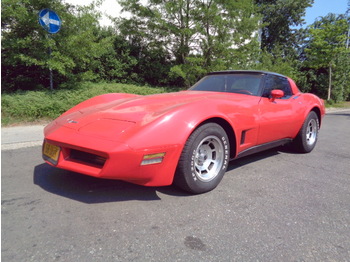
[207, 70, 287, 78]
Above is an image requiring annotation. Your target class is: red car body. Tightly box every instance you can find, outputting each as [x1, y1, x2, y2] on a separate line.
[43, 71, 325, 192]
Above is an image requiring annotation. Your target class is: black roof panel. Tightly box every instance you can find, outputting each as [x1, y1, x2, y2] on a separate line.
[207, 70, 287, 78]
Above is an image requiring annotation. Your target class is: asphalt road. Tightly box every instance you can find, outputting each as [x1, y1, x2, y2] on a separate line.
[2, 110, 350, 262]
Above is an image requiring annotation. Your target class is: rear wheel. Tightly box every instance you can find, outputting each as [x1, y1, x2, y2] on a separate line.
[174, 123, 230, 194]
[293, 111, 319, 153]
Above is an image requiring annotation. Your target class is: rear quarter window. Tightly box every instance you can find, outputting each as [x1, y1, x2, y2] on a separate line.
[263, 75, 293, 99]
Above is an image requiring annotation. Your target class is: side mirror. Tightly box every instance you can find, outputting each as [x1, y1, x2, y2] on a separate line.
[270, 89, 284, 101]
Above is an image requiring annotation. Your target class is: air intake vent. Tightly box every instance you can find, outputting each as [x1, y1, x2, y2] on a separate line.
[69, 149, 106, 167]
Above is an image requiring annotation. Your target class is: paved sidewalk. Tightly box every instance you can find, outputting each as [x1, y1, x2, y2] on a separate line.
[1, 125, 45, 150]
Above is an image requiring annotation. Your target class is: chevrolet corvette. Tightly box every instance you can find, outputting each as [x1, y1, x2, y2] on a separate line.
[43, 70, 325, 194]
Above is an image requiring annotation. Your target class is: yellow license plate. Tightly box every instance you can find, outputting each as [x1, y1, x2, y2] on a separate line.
[43, 142, 60, 165]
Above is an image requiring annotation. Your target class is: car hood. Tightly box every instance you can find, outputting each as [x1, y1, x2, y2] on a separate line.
[58, 91, 212, 123]
[48, 91, 252, 139]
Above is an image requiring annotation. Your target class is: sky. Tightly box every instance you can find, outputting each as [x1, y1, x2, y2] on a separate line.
[304, 0, 348, 25]
[64, 0, 349, 27]
[63, 0, 122, 26]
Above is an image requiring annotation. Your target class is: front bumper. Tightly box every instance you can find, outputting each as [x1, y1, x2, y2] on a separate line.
[42, 125, 182, 187]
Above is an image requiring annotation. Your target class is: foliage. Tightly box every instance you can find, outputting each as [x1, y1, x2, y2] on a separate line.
[169, 56, 208, 87]
[1, 0, 350, 104]
[332, 53, 350, 101]
[250, 48, 298, 78]
[306, 15, 348, 69]
[255, 0, 314, 57]
[1, 0, 115, 92]
[118, 0, 261, 87]
[303, 14, 350, 101]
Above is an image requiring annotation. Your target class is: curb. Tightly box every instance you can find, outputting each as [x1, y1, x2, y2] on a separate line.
[326, 108, 350, 114]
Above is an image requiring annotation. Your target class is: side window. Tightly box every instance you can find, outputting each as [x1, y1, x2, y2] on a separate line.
[278, 77, 293, 98]
[262, 75, 293, 99]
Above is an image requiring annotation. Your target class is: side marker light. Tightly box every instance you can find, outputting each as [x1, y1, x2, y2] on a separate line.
[141, 153, 166, 165]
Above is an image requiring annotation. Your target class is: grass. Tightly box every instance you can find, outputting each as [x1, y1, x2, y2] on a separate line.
[325, 100, 350, 108]
[1, 82, 178, 126]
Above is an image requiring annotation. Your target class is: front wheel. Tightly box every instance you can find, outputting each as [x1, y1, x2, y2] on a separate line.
[293, 111, 319, 153]
[174, 123, 230, 194]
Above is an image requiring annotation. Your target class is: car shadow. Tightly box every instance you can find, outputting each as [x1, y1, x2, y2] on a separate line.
[227, 146, 288, 171]
[33, 163, 191, 204]
[34, 147, 291, 203]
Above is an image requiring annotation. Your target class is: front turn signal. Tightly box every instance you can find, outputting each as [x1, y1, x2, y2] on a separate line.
[141, 153, 166, 165]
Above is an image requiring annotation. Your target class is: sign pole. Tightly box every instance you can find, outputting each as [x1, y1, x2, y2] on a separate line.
[38, 9, 61, 90]
[49, 46, 53, 91]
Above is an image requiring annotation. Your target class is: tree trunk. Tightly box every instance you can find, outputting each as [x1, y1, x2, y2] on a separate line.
[327, 64, 332, 101]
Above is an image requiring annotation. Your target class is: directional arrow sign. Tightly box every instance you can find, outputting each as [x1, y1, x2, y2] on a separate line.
[39, 9, 61, 34]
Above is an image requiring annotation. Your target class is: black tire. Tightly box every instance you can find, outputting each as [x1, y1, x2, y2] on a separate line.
[174, 123, 230, 194]
[293, 111, 319, 153]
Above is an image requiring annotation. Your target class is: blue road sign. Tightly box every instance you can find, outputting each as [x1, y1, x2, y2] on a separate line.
[39, 9, 61, 34]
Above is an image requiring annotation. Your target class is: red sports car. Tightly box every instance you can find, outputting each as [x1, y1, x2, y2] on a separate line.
[43, 70, 325, 194]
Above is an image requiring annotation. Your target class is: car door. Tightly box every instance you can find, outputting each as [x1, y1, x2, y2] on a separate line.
[257, 74, 299, 145]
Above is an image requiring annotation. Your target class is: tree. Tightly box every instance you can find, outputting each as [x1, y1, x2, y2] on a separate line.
[1, 0, 114, 91]
[195, 0, 261, 68]
[305, 14, 350, 101]
[118, 0, 204, 65]
[255, 0, 313, 57]
[115, 16, 175, 86]
[118, 0, 261, 87]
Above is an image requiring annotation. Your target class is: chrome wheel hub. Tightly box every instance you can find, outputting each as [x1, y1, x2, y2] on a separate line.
[306, 119, 317, 146]
[194, 136, 224, 182]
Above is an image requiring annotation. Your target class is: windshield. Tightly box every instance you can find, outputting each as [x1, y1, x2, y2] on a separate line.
[189, 74, 263, 96]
